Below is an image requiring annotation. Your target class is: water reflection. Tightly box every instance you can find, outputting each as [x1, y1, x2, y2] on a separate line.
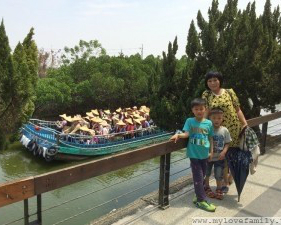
[0, 143, 74, 182]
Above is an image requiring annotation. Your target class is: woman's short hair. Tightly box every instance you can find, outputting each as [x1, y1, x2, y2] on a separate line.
[204, 71, 224, 90]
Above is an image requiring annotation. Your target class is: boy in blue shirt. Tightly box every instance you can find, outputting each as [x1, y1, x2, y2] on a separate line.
[204, 108, 231, 200]
[170, 98, 216, 212]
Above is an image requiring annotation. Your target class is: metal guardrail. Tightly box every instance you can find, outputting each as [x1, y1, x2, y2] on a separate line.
[1, 111, 281, 225]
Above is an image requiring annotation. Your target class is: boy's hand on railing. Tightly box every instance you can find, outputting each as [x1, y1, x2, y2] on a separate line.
[170, 134, 179, 143]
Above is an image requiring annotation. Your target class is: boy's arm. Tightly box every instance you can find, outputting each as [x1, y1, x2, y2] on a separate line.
[208, 136, 214, 161]
[170, 132, 189, 143]
[219, 128, 232, 160]
[218, 143, 230, 160]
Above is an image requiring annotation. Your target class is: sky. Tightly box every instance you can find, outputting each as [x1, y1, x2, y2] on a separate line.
[0, 0, 280, 58]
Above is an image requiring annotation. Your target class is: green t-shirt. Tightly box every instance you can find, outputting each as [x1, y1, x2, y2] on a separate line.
[183, 117, 214, 159]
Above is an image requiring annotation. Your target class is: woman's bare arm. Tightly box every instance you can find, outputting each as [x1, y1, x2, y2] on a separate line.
[236, 107, 248, 128]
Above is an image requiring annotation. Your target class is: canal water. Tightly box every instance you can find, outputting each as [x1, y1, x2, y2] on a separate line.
[1, 105, 280, 225]
[0, 142, 190, 225]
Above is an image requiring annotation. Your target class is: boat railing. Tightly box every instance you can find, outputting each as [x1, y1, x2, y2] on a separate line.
[22, 121, 60, 145]
[58, 126, 163, 146]
[29, 118, 58, 130]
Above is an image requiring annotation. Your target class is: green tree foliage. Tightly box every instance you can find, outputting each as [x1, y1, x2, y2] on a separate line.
[0, 21, 38, 149]
[185, 0, 281, 120]
[0, 20, 14, 149]
[34, 41, 159, 118]
[61, 39, 106, 64]
[150, 37, 190, 131]
[149, 0, 281, 131]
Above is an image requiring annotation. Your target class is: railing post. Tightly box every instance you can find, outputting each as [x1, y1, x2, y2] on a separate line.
[260, 122, 268, 155]
[56, 134, 60, 146]
[37, 194, 42, 224]
[23, 196, 42, 225]
[158, 153, 171, 209]
[24, 199, 29, 225]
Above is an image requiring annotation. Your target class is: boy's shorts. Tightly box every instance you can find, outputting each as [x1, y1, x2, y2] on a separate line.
[206, 160, 225, 181]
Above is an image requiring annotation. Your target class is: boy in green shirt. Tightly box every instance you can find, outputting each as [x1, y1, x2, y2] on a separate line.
[170, 98, 216, 212]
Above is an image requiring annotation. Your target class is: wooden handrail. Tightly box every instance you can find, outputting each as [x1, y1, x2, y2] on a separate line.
[247, 111, 281, 127]
[1, 111, 280, 208]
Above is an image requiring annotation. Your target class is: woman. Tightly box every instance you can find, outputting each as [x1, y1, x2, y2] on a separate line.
[202, 71, 248, 192]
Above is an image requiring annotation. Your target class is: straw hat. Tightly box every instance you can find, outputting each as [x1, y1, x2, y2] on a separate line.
[125, 118, 133, 125]
[79, 126, 90, 132]
[133, 106, 137, 110]
[60, 114, 73, 122]
[99, 120, 108, 127]
[71, 115, 82, 122]
[112, 116, 119, 121]
[86, 112, 94, 117]
[134, 119, 141, 125]
[126, 107, 132, 111]
[103, 117, 112, 122]
[104, 109, 111, 115]
[64, 116, 73, 122]
[79, 126, 95, 135]
[138, 116, 146, 122]
[117, 120, 126, 126]
[144, 107, 150, 114]
[133, 113, 140, 119]
[83, 116, 91, 121]
[117, 107, 123, 113]
[139, 109, 145, 114]
[59, 114, 68, 119]
[91, 117, 103, 123]
[91, 109, 99, 116]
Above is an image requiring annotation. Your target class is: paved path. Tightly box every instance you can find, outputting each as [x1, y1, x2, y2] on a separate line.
[114, 142, 281, 225]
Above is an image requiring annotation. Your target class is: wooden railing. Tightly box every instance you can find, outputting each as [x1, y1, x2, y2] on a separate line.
[1, 111, 281, 225]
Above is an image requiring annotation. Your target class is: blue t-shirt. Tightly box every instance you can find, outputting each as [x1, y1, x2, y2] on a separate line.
[183, 117, 214, 159]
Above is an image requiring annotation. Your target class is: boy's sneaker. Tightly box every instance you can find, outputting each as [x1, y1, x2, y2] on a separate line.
[195, 200, 216, 212]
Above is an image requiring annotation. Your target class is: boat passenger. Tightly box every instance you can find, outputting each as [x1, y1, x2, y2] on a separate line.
[147, 115, 154, 126]
[56, 114, 70, 132]
[98, 120, 110, 144]
[134, 119, 143, 137]
[125, 118, 135, 139]
[116, 120, 126, 133]
[110, 116, 120, 133]
[100, 120, 110, 135]
[63, 116, 82, 134]
[140, 117, 150, 128]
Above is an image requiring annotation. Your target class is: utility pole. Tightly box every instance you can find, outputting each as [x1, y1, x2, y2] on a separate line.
[119, 48, 123, 57]
[141, 44, 143, 59]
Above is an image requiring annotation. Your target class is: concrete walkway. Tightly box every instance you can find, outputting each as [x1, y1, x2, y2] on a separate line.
[114, 142, 281, 225]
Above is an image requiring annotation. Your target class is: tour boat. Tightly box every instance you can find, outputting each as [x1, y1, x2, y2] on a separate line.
[20, 119, 172, 162]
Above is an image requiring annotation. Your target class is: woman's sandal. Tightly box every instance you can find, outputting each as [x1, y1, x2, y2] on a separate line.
[204, 186, 216, 198]
[215, 189, 224, 200]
